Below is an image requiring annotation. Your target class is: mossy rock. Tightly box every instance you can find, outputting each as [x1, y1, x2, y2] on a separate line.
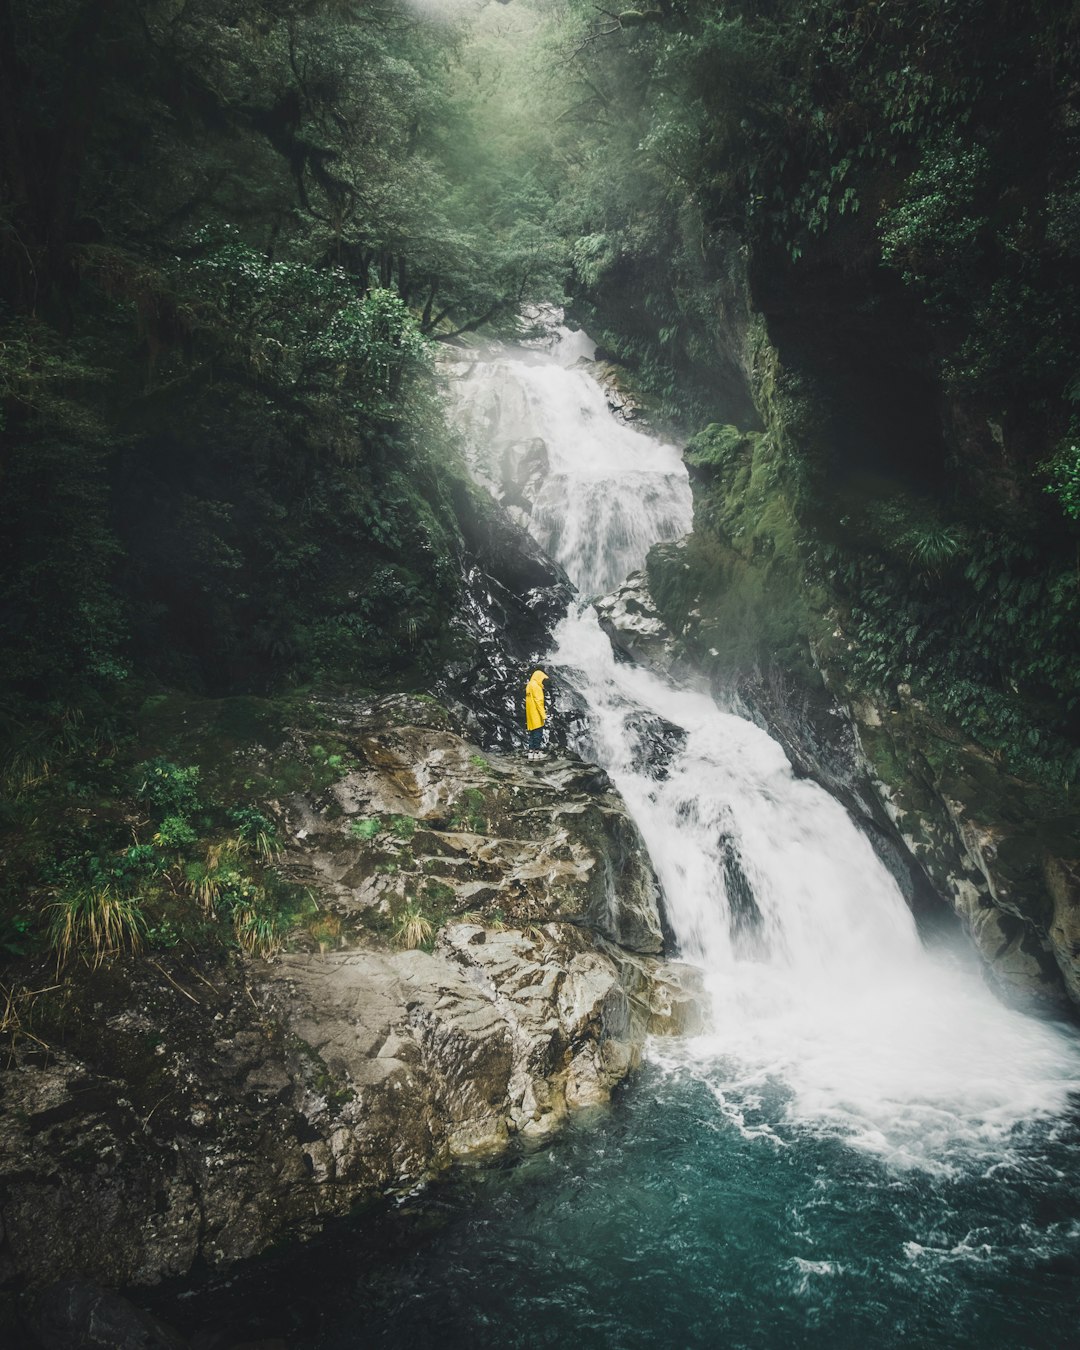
[683, 423, 757, 475]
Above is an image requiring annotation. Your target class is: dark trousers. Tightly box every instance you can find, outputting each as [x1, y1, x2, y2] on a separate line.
[528, 727, 544, 750]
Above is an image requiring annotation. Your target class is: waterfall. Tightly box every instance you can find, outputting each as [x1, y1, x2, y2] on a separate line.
[449, 327, 1080, 1173]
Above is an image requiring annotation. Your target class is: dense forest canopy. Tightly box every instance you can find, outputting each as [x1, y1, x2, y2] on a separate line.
[2, 0, 1080, 967]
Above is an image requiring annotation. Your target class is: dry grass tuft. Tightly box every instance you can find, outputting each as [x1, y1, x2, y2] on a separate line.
[47, 885, 146, 971]
[394, 901, 434, 950]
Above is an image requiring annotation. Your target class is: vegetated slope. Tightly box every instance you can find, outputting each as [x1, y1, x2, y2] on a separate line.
[0, 0, 567, 973]
[551, 0, 1080, 786]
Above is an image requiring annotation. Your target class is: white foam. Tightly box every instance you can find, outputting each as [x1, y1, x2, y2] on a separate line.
[451, 335, 1080, 1174]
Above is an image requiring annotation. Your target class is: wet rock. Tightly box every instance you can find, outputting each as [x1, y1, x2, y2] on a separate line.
[258, 925, 702, 1162]
[1046, 856, 1080, 1005]
[0, 695, 698, 1294]
[30, 1279, 188, 1349]
[499, 436, 549, 514]
[281, 694, 665, 953]
[441, 483, 574, 752]
[836, 679, 1079, 1014]
[591, 361, 651, 424]
[593, 570, 680, 672]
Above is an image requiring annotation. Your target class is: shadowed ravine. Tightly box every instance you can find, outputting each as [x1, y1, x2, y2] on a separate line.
[160, 328, 1080, 1348]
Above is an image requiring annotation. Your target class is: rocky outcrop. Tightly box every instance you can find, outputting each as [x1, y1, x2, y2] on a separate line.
[593, 569, 681, 673]
[833, 679, 1080, 1014]
[286, 693, 666, 953]
[443, 480, 575, 752]
[258, 923, 699, 1177]
[0, 695, 701, 1298]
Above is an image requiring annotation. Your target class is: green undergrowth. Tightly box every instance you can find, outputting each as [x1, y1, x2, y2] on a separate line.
[654, 406, 1080, 800]
[0, 685, 374, 979]
[811, 490, 1080, 794]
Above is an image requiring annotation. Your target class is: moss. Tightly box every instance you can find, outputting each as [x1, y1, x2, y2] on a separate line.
[644, 382, 841, 690]
[683, 423, 756, 474]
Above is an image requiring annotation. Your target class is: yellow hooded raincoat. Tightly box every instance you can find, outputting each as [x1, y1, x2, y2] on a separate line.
[525, 669, 548, 731]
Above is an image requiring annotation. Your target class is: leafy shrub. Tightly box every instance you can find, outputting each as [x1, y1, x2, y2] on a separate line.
[229, 806, 281, 860]
[1042, 443, 1080, 521]
[134, 759, 201, 819]
[683, 424, 756, 474]
[153, 815, 198, 851]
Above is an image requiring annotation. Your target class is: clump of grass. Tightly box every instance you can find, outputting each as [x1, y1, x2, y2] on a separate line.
[229, 806, 282, 861]
[394, 900, 434, 950]
[47, 885, 146, 970]
[389, 814, 416, 841]
[187, 839, 239, 915]
[904, 522, 966, 575]
[349, 817, 381, 841]
[233, 900, 286, 958]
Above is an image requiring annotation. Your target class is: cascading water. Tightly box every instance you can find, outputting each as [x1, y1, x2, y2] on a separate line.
[451, 325, 1080, 1175]
[163, 328, 1080, 1349]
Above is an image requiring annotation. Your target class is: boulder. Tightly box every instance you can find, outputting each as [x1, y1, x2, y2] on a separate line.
[29, 1280, 188, 1350]
[593, 570, 680, 672]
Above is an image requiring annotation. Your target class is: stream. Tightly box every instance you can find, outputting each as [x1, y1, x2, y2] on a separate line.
[161, 328, 1080, 1348]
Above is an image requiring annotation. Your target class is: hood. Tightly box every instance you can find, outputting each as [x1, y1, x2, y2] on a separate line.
[529, 670, 548, 683]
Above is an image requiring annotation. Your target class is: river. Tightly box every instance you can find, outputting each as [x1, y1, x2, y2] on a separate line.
[159, 327, 1080, 1347]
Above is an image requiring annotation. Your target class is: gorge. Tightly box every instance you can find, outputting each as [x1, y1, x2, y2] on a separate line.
[138, 318, 1080, 1348]
[2, 2, 1080, 1347]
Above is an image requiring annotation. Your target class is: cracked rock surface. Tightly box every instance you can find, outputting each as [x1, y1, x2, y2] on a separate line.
[0, 695, 702, 1294]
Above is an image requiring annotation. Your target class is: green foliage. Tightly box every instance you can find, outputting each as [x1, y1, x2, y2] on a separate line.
[879, 138, 989, 301]
[448, 787, 487, 833]
[349, 818, 382, 841]
[229, 807, 281, 861]
[3, 0, 581, 714]
[151, 815, 198, 847]
[817, 509, 1080, 789]
[1, 915, 35, 961]
[181, 235, 432, 417]
[1042, 443, 1080, 521]
[134, 760, 202, 820]
[683, 425, 756, 474]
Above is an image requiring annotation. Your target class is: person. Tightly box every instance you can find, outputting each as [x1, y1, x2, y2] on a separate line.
[525, 668, 549, 760]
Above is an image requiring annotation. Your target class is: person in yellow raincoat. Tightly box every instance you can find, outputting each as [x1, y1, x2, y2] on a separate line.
[525, 668, 548, 759]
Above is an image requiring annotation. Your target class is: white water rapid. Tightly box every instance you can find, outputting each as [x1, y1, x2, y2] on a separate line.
[449, 326, 1080, 1175]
